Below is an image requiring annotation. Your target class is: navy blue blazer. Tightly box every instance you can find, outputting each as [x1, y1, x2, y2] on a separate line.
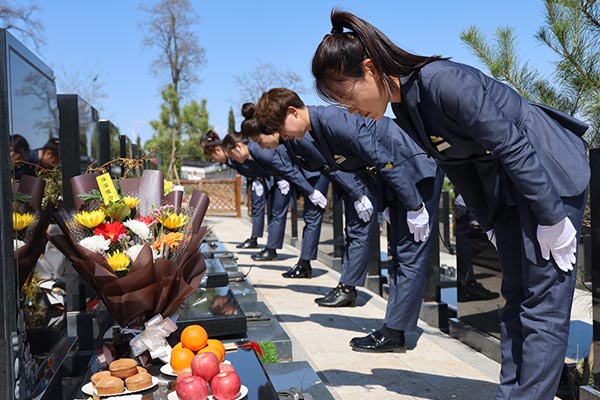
[307, 105, 438, 210]
[248, 141, 320, 196]
[227, 157, 275, 191]
[282, 133, 369, 202]
[393, 59, 590, 228]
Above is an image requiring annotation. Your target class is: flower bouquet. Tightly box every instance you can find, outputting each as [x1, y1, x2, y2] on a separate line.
[12, 175, 54, 288]
[49, 169, 210, 328]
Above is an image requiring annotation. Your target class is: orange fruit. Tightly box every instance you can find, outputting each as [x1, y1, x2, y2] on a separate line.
[206, 339, 226, 362]
[198, 345, 223, 362]
[180, 325, 208, 352]
[172, 342, 183, 351]
[170, 346, 195, 373]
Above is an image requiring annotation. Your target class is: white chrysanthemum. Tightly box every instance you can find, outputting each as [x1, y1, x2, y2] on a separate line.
[125, 244, 144, 263]
[13, 239, 25, 251]
[123, 219, 152, 241]
[125, 244, 158, 263]
[79, 235, 111, 254]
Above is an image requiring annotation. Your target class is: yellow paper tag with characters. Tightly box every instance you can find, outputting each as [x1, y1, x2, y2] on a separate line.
[96, 173, 120, 205]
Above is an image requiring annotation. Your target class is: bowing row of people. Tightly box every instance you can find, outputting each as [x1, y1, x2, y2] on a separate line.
[201, 100, 443, 354]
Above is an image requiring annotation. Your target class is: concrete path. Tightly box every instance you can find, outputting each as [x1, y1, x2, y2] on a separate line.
[207, 215, 502, 400]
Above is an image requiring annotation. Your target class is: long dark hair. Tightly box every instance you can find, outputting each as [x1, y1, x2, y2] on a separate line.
[222, 131, 247, 151]
[200, 129, 222, 155]
[240, 102, 264, 139]
[312, 9, 447, 103]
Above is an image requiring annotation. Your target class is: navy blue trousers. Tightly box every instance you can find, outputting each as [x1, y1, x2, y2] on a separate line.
[265, 182, 291, 249]
[339, 184, 377, 287]
[299, 175, 329, 260]
[495, 190, 586, 400]
[250, 179, 266, 238]
[384, 169, 443, 331]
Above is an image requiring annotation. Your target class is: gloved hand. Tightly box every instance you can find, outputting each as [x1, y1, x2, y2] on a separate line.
[353, 195, 373, 223]
[382, 207, 391, 224]
[486, 230, 496, 249]
[406, 204, 430, 242]
[277, 180, 290, 195]
[536, 216, 577, 272]
[251, 180, 264, 197]
[308, 189, 327, 209]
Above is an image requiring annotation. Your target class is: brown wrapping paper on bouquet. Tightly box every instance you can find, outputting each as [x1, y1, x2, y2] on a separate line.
[50, 170, 209, 328]
[13, 175, 53, 287]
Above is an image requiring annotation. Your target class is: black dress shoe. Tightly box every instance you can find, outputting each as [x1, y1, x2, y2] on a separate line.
[350, 330, 406, 353]
[458, 281, 500, 302]
[251, 249, 278, 261]
[236, 237, 258, 249]
[282, 264, 312, 279]
[315, 286, 356, 307]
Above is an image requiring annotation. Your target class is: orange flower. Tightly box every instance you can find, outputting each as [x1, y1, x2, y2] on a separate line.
[154, 232, 184, 250]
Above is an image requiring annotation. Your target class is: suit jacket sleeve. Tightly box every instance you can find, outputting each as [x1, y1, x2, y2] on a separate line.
[269, 147, 315, 196]
[326, 170, 367, 202]
[427, 67, 566, 225]
[323, 112, 424, 210]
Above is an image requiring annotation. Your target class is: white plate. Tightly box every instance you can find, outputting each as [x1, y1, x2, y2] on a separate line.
[161, 360, 232, 377]
[167, 384, 248, 400]
[81, 376, 159, 396]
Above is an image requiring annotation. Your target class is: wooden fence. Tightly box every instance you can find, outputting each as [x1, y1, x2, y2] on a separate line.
[180, 176, 242, 217]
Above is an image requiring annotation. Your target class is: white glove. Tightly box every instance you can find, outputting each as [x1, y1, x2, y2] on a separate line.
[277, 180, 290, 195]
[251, 180, 264, 197]
[486, 230, 496, 249]
[383, 207, 391, 224]
[308, 189, 327, 209]
[406, 204, 430, 242]
[536, 216, 577, 272]
[353, 195, 373, 223]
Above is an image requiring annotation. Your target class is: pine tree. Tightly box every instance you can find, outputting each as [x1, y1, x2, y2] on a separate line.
[461, 0, 600, 146]
[228, 107, 236, 133]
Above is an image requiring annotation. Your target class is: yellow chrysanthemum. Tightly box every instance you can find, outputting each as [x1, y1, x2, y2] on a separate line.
[122, 196, 140, 209]
[74, 209, 106, 228]
[161, 213, 189, 230]
[12, 212, 34, 231]
[154, 232, 184, 250]
[106, 250, 130, 272]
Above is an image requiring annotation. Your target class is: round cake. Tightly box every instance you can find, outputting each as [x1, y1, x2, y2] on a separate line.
[95, 376, 124, 395]
[125, 372, 153, 391]
[109, 358, 138, 379]
[90, 370, 111, 387]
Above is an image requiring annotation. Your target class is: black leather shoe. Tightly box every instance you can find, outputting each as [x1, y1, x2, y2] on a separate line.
[251, 249, 278, 261]
[315, 286, 356, 307]
[350, 330, 406, 353]
[236, 237, 258, 249]
[458, 281, 500, 302]
[282, 264, 312, 279]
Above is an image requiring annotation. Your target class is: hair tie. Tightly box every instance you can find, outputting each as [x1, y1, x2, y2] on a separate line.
[330, 26, 343, 34]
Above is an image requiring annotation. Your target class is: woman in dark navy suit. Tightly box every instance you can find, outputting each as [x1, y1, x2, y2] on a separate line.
[244, 121, 378, 306]
[201, 130, 275, 252]
[222, 129, 328, 267]
[254, 89, 443, 354]
[309, 10, 590, 400]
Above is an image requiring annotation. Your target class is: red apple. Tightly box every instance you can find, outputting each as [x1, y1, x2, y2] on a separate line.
[176, 369, 193, 383]
[219, 363, 236, 374]
[175, 375, 208, 400]
[210, 371, 241, 400]
[191, 352, 220, 382]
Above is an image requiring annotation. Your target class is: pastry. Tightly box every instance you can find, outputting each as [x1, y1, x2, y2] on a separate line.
[125, 372, 153, 391]
[95, 376, 124, 395]
[90, 370, 111, 388]
[109, 358, 138, 379]
[136, 366, 147, 374]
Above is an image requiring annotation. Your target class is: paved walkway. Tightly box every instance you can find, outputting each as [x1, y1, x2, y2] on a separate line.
[206, 215, 502, 400]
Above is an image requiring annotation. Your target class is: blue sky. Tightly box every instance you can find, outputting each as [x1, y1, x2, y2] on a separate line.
[25, 0, 558, 146]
